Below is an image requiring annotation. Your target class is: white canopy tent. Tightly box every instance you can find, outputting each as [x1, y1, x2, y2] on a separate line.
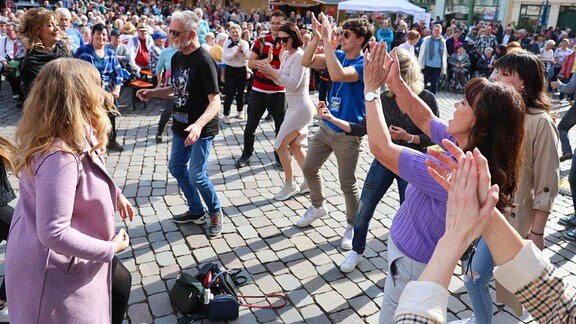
[337, 0, 425, 20]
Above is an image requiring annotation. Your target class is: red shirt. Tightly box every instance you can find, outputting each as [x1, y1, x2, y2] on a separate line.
[251, 33, 285, 93]
[135, 37, 150, 68]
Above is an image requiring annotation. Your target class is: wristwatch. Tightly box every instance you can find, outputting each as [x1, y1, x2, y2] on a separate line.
[407, 135, 415, 144]
[364, 91, 379, 102]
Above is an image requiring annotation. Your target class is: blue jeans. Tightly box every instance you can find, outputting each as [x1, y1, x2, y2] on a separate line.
[464, 238, 494, 324]
[558, 101, 576, 154]
[352, 159, 407, 254]
[168, 134, 221, 215]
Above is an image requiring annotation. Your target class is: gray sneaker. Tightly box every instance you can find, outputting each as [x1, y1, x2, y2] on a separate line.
[172, 211, 207, 224]
[210, 212, 224, 236]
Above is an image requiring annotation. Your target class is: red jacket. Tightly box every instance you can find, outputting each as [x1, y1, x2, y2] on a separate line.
[560, 52, 575, 80]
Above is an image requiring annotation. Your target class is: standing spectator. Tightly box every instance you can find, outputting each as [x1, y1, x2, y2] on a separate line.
[7, 58, 133, 324]
[222, 24, 250, 123]
[136, 10, 224, 236]
[473, 25, 498, 58]
[202, 32, 215, 51]
[392, 21, 408, 48]
[154, 40, 178, 143]
[554, 39, 573, 83]
[256, 22, 315, 200]
[19, 8, 70, 99]
[551, 75, 576, 162]
[398, 30, 420, 57]
[376, 17, 393, 51]
[445, 29, 462, 56]
[418, 24, 448, 94]
[0, 22, 25, 103]
[194, 8, 210, 46]
[235, 10, 287, 169]
[541, 40, 556, 84]
[298, 13, 374, 250]
[75, 23, 125, 152]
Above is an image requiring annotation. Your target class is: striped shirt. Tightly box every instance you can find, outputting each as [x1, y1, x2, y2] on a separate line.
[391, 118, 452, 263]
[251, 33, 285, 93]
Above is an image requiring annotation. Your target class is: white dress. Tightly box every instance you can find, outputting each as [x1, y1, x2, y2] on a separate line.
[273, 48, 315, 149]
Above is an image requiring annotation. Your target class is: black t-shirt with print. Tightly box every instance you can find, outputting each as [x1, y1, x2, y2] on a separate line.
[170, 47, 219, 138]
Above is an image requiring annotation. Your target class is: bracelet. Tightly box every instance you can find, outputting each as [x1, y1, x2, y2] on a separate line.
[530, 230, 544, 236]
[406, 134, 414, 144]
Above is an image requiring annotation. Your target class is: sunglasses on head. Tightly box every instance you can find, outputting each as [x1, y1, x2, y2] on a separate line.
[277, 36, 291, 43]
[169, 29, 187, 37]
[336, 30, 353, 39]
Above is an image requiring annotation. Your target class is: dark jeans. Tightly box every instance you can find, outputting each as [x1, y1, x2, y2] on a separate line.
[569, 152, 576, 212]
[318, 79, 331, 103]
[157, 98, 174, 136]
[423, 66, 442, 94]
[559, 101, 576, 154]
[352, 159, 407, 254]
[108, 113, 119, 143]
[243, 90, 286, 154]
[223, 66, 246, 116]
[5, 73, 23, 100]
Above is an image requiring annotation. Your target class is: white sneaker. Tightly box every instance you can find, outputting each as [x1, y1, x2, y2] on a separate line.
[341, 224, 354, 250]
[296, 204, 328, 227]
[0, 304, 9, 322]
[237, 111, 244, 120]
[448, 316, 477, 324]
[223, 115, 231, 124]
[274, 181, 300, 201]
[340, 251, 363, 273]
[299, 180, 310, 194]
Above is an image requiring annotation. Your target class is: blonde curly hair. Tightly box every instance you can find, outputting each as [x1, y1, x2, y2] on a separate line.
[19, 7, 60, 50]
[14, 58, 114, 175]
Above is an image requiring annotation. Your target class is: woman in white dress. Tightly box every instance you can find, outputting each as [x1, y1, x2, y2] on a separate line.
[257, 22, 315, 201]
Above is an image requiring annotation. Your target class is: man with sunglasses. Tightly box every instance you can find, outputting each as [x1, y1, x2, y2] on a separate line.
[235, 10, 287, 169]
[136, 10, 224, 237]
[299, 12, 373, 251]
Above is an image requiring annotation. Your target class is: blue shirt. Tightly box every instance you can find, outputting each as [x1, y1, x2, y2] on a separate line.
[66, 27, 84, 53]
[325, 50, 365, 132]
[75, 44, 123, 88]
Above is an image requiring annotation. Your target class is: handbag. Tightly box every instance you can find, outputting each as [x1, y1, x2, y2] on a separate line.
[169, 272, 207, 315]
[208, 294, 239, 320]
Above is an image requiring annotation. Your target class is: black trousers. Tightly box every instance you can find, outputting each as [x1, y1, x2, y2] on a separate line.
[223, 66, 247, 116]
[243, 90, 286, 154]
[5, 73, 23, 100]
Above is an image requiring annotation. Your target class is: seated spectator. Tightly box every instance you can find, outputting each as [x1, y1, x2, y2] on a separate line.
[127, 22, 154, 75]
[209, 32, 227, 63]
[447, 45, 470, 90]
[476, 47, 495, 77]
[202, 32, 215, 51]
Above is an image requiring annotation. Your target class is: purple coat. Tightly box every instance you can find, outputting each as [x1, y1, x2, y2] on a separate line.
[6, 140, 119, 323]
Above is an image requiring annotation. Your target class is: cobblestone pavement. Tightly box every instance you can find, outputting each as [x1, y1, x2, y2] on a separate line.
[1, 84, 576, 324]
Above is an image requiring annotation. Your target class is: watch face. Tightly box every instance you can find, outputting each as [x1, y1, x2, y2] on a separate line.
[365, 92, 377, 101]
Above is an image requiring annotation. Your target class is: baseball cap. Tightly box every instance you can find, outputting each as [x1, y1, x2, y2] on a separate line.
[152, 32, 167, 40]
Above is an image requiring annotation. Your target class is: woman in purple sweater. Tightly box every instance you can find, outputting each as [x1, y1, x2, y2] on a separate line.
[363, 43, 526, 322]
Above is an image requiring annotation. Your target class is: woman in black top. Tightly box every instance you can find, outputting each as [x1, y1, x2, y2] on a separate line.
[317, 48, 440, 273]
[19, 8, 70, 99]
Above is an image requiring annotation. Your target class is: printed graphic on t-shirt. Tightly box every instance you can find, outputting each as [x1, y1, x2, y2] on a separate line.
[173, 67, 190, 109]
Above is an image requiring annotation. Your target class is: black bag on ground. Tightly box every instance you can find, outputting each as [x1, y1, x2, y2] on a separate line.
[169, 272, 206, 315]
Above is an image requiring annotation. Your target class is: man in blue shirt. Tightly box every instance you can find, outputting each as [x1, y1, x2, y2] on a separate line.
[299, 12, 373, 251]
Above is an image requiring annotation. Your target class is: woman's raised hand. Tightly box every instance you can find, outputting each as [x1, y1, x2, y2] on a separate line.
[363, 42, 395, 92]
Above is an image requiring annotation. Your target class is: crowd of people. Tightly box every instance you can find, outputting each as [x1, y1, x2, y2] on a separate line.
[0, 0, 576, 323]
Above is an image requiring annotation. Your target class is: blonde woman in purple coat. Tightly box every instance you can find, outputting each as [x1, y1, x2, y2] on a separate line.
[7, 58, 133, 323]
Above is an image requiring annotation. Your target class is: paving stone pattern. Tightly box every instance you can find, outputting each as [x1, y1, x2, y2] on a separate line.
[1, 84, 576, 324]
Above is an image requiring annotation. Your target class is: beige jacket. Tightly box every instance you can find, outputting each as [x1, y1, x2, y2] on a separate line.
[499, 108, 560, 313]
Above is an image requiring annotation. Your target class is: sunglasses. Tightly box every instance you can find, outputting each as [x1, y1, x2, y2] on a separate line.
[169, 29, 187, 37]
[336, 30, 353, 39]
[277, 36, 291, 43]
